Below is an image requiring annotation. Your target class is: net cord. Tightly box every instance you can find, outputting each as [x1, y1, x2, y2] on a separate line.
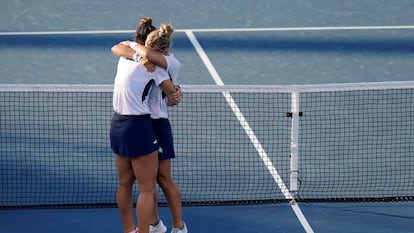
[2, 81, 414, 93]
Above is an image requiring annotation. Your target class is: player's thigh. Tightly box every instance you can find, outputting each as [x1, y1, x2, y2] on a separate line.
[116, 155, 134, 185]
[132, 151, 158, 191]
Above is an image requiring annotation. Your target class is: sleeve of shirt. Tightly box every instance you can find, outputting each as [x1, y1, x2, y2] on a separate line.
[164, 55, 181, 84]
[152, 67, 170, 86]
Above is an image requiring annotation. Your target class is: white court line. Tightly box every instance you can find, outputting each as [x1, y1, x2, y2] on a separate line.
[1, 25, 414, 36]
[185, 30, 315, 233]
[184, 25, 414, 32]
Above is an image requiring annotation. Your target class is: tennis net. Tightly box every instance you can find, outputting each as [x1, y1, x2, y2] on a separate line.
[1, 82, 414, 209]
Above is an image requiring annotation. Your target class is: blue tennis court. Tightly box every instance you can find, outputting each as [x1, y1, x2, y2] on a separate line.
[1, 202, 414, 233]
[1, 1, 414, 233]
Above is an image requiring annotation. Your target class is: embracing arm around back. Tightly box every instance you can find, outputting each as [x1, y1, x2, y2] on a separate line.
[111, 41, 168, 70]
[111, 44, 136, 60]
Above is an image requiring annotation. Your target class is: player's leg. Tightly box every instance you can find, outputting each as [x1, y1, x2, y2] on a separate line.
[157, 159, 185, 230]
[116, 154, 136, 233]
[153, 118, 187, 232]
[132, 151, 158, 233]
[150, 184, 168, 233]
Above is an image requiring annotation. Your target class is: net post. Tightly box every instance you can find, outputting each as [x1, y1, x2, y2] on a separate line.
[290, 91, 300, 194]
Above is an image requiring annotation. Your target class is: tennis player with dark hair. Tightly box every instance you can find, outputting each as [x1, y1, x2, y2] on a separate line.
[112, 21, 188, 233]
[110, 18, 180, 233]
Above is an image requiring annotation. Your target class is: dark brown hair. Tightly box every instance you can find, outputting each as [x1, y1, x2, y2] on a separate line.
[134, 17, 156, 45]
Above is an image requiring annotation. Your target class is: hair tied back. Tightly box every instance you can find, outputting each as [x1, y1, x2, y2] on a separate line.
[158, 28, 169, 39]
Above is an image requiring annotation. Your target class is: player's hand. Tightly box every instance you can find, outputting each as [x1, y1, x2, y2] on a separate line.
[168, 86, 182, 106]
[174, 85, 182, 102]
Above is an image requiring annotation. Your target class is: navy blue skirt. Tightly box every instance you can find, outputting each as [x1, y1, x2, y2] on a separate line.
[152, 118, 176, 160]
[110, 112, 159, 157]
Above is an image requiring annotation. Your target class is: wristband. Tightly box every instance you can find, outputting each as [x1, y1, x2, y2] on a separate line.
[132, 53, 141, 62]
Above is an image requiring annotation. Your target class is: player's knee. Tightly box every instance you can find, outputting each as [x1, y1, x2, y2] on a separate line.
[157, 174, 172, 187]
[118, 176, 135, 187]
[156, 174, 166, 185]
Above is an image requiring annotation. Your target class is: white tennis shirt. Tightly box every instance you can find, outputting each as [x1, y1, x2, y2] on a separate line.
[113, 58, 170, 115]
[148, 54, 181, 119]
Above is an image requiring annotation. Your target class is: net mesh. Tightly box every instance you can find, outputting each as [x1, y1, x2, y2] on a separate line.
[299, 88, 414, 201]
[1, 82, 414, 209]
